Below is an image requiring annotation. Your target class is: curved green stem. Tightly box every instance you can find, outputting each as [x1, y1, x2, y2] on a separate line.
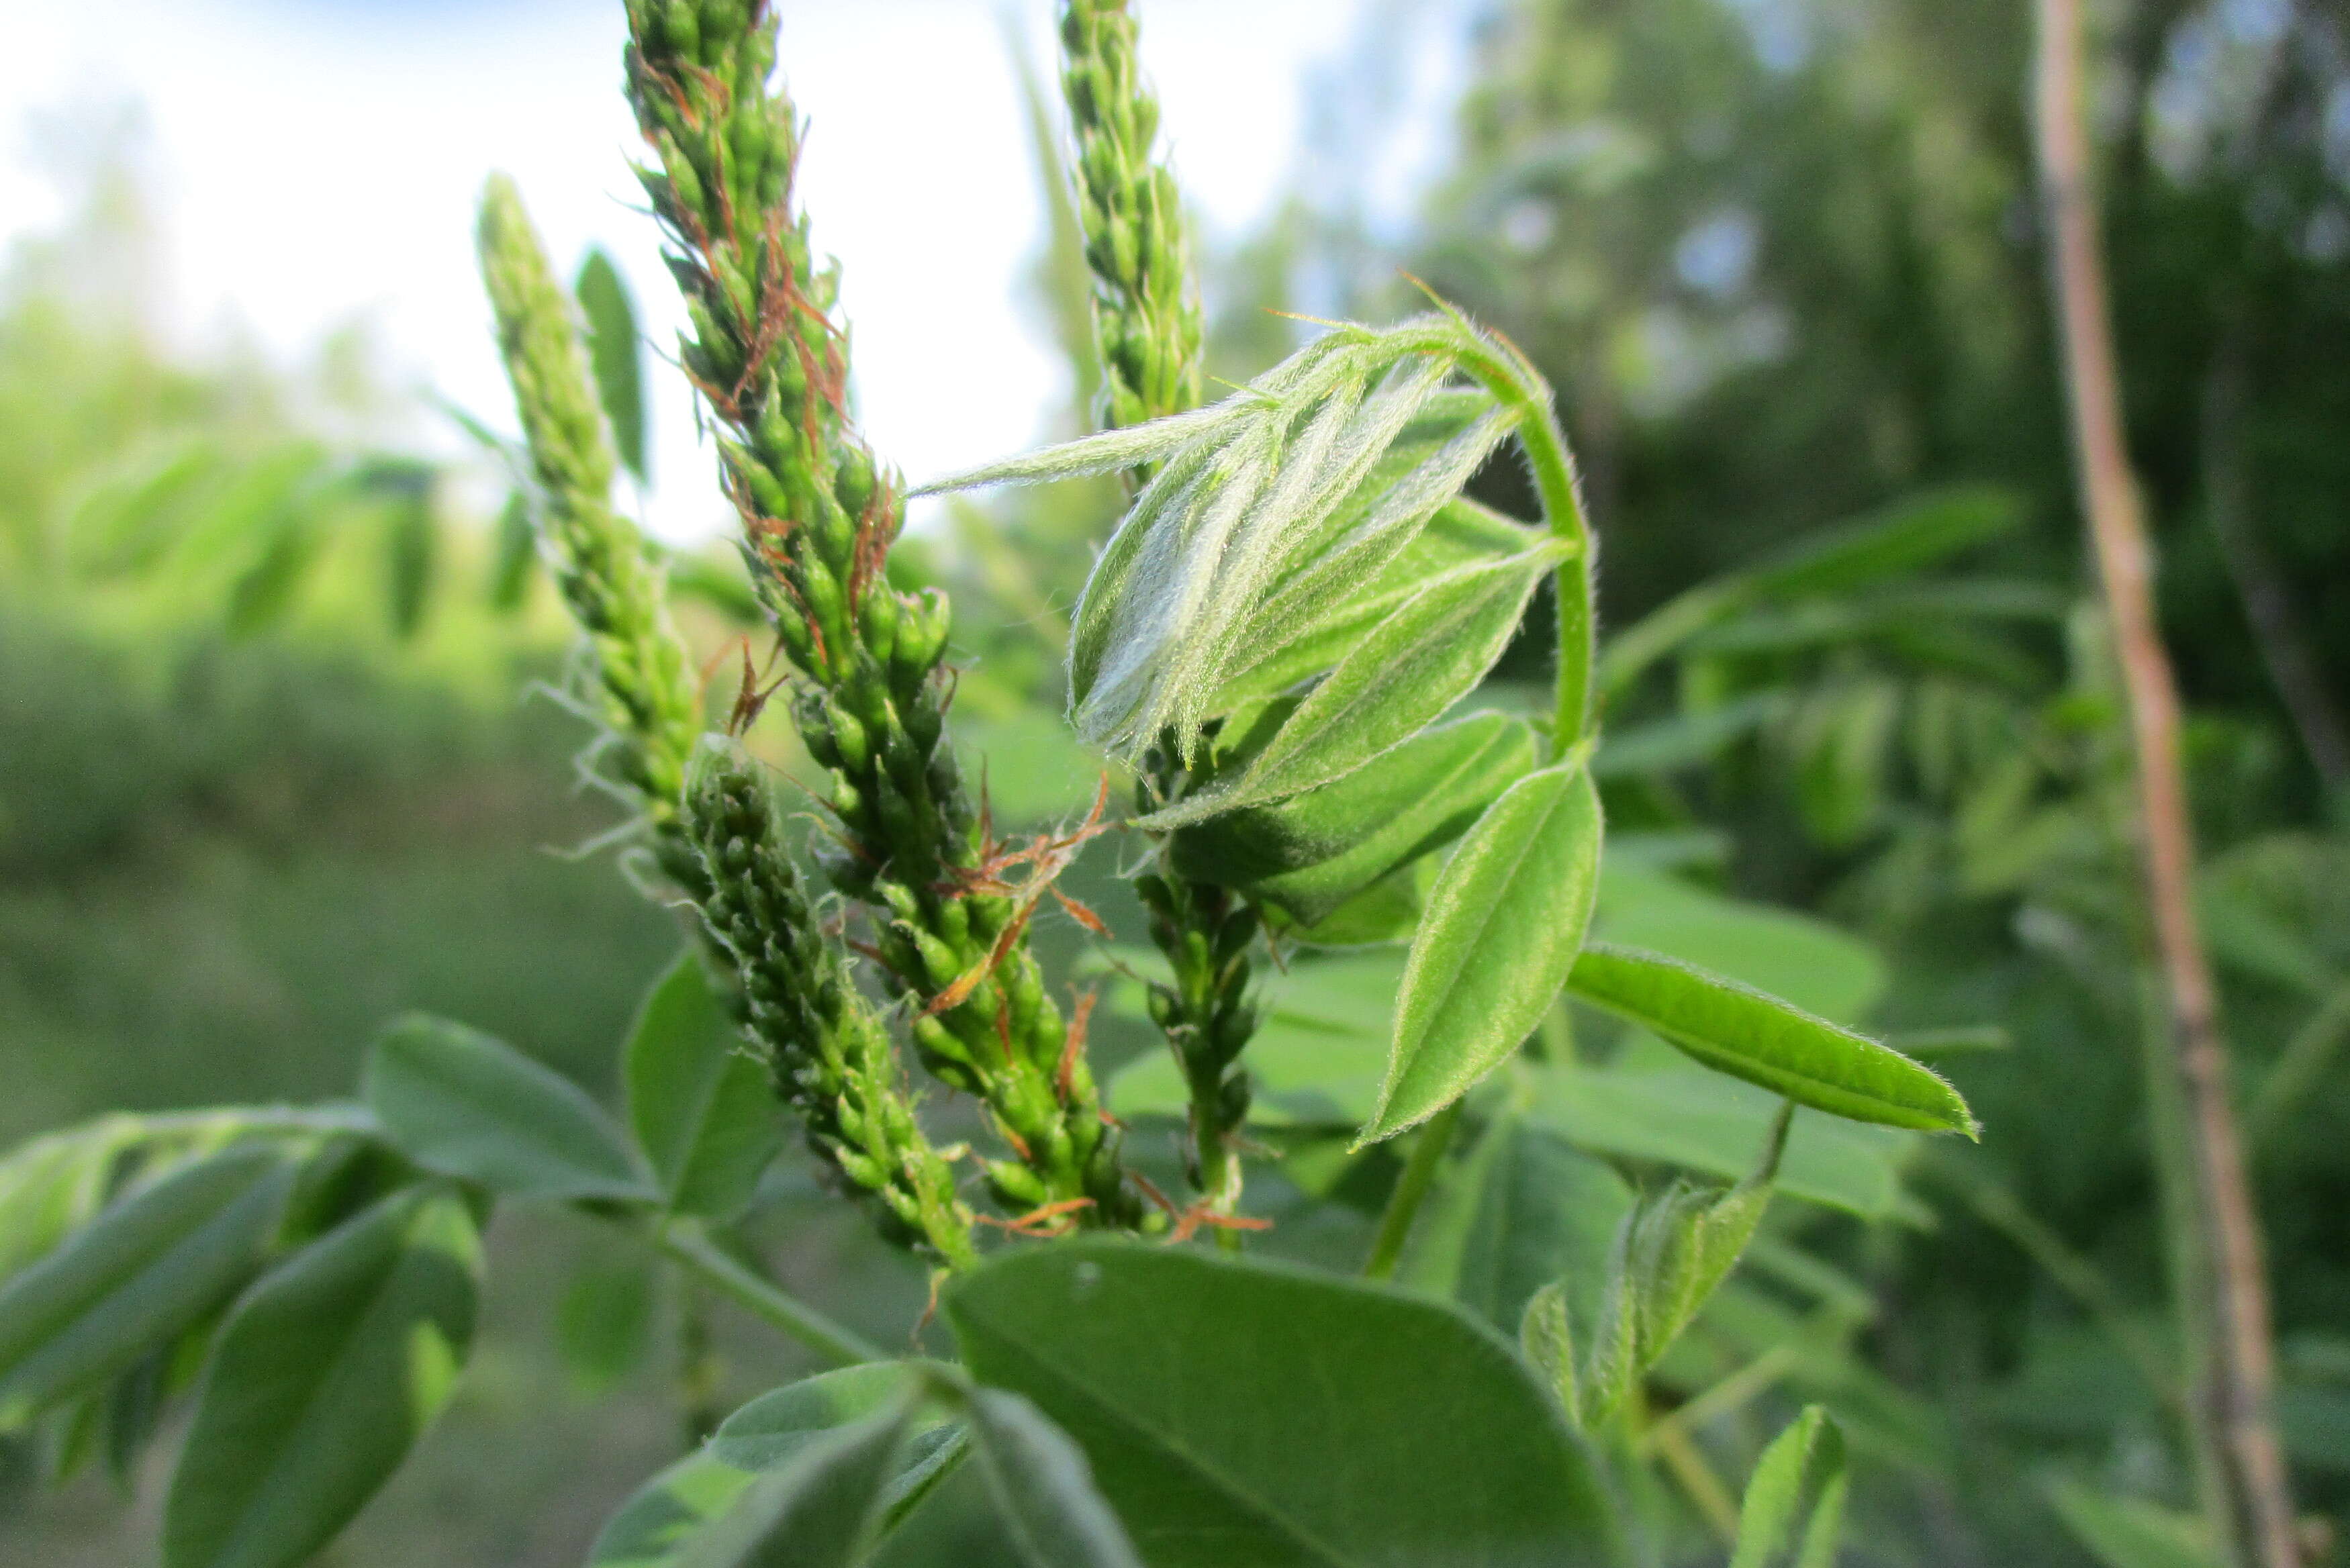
[651, 1221, 884, 1368]
[1450, 338, 1596, 755]
[1362, 1099, 1465, 1281]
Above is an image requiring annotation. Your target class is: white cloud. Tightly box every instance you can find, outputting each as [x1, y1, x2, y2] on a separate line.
[0, 0, 1383, 542]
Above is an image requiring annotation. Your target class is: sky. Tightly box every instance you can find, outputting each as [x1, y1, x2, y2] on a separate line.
[0, 0, 1473, 541]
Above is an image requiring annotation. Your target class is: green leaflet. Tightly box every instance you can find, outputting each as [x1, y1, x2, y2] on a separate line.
[162, 1184, 482, 1568]
[364, 1014, 655, 1202]
[945, 1243, 1614, 1568]
[673, 1402, 912, 1568]
[711, 1362, 966, 1526]
[0, 1116, 148, 1287]
[624, 952, 784, 1220]
[556, 1257, 657, 1395]
[0, 1146, 290, 1428]
[591, 1453, 759, 1568]
[1730, 1406, 1848, 1568]
[1564, 944, 1976, 1136]
[963, 1387, 1146, 1568]
[576, 247, 649, 485]
[1146, 550, 1556, 830]
[1167, 713, 1536, 927]
[1211, 496, 1536, 710]
[1523, 1107, 1789, 1431]
[1361, 760, 1603, 1144]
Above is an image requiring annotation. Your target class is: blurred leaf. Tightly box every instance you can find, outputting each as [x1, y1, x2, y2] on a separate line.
[1593, 695, 1781, 778]
[1565, 945, 1973, 1134]
[557, 1257, 657, 1396]
[591, 1453, 758, 1568]
[624, 953, 782, 1220]
[162, 1183, 481, 1568]
[1409, 1113, 1631, 1334]
[364, 1014, 652, 1203]
[2042, 1478, 2214, 1568]
[382, 483, 436, 640]
[0, 1116, 147, 1287]
[1730, 1405, 1847, 1568]
[489, 489, 536, 611]
[1528, 1057, 1916, 1219]
[0, 1146, 289, 1428]
[577, 248, 649, 485]
[1364, 760, 1603, 1142]
[1593, 866, 1884, 1023]
[963, 1386, 1145, 1568]
[945, 1243, 1614, 1567]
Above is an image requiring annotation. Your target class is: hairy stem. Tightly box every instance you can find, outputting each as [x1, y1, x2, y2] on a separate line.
[1450, 337, 1596, 754]
[2033, 3, 2296, 1561]
[1362, 1098, 1464, 1280]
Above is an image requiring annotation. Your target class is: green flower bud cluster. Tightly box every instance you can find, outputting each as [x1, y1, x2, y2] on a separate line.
[1060, 3, 1263, 1224]
[1060, 0, 1203, 432]
[684, 739, 976, 1268]
[1133, 861, 1259, 1211]
[623, 0, 1137, 1230]
[475, 174, 702, 892]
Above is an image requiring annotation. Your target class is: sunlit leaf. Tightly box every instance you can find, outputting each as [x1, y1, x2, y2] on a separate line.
[1565, 945, 1975, 1135]
[1361, 760, 1603, 1144]
[946, 1244, 1613, 1567]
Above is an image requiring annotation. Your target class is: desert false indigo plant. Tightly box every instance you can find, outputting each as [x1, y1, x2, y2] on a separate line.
[0, 3, 1977, 1565]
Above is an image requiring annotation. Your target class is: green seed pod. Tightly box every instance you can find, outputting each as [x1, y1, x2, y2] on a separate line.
[822, 697, 871, 777]
[987, 1161, 1049, 1210]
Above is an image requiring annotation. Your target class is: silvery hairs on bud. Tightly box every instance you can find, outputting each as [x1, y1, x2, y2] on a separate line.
[918, 317, 1521, 763]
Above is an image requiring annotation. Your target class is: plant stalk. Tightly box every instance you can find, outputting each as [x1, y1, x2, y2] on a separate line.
[652, 1222, 882, 1369]
[2031, 3, 2297, 1561]
[1362, 1099, 1464, 1280]
[1450, 339, 1595, 753]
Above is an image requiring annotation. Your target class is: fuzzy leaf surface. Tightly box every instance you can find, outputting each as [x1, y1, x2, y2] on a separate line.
[1362, 760, 1603, 1143]
[1730, 1406, 1848, 1568]
[1565, 945, 1974, 1135]
[945, 1242, 1613, 1568]
[365, 1014, 653, 1202]
[1147, 550, 1553, 829]
[1168, 713, 1536, 927]
[162, 1184, 481, 1568]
